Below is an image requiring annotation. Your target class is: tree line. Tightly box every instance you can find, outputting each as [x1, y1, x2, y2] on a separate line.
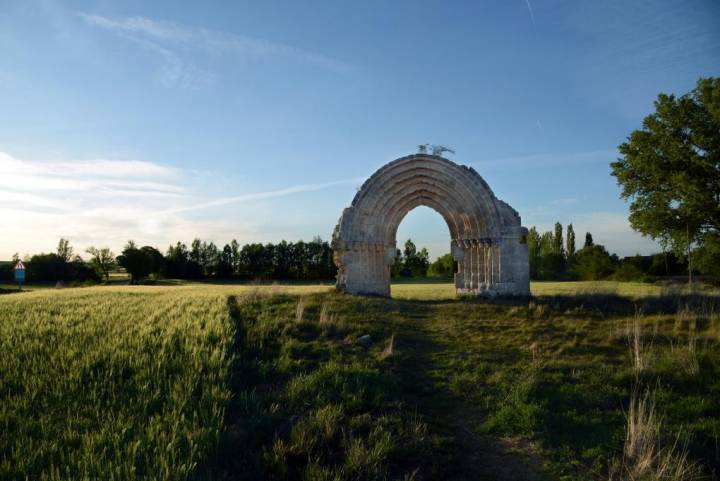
[525, 222, 719, 282]
[2, 227, 716, 286]
[1, 237, 336, 284]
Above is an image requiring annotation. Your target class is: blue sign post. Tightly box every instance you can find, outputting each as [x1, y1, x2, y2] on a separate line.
[14, 261, 25, 291]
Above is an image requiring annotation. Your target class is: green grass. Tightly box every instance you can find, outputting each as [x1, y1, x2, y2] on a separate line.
[2, 282, 719, 480]
[391, 280, 704, 300]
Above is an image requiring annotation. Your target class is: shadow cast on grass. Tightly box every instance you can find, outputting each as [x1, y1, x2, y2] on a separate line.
[532, 293, 720, 317]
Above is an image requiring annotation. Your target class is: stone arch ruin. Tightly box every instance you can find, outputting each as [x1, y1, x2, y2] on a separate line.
[331, 154, 530, 297]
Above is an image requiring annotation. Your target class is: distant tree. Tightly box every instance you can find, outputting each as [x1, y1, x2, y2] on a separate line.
[202, 242, 219, 277]
[648, 251, 687, 277]
[539, 231, 554, 257]
[526, 227, 541, 280]
[26, 253, 67, 282]
[238, 243, 267, 279]
[230, 239, 241, 274]
[553, 222, 565, 257]
[57, 238, 73, 262]
[68, 257, 99, 283]
[415, 248, 430, 277]
[218, 244, 235, 278]
[391, 248, 403, 277]
[0, 261, 13, 283]
[539, 230, 564, 279]
[116, 241, 152, 284]
[401, 239, 417, 277]
[190, 238, 202, 264]
[273, 240, 291, 279]
[26, 252, 97, 283]
[584, 232, 594, 248]
[403, 239, 417, 266]
[141, 246, 165, 277]
[304, 237, 333, 280]
[165, 242, 202, 279]
[288, 241, 304, 279]
[566, 224, 576, 259]
[611, 77, 720, 284]
[428, 253, 454, 278]
[417, 144, 429, 154]
[322, 240, 337, 280]
[398, 239, 429, 277]
[85, 247, 117, 282]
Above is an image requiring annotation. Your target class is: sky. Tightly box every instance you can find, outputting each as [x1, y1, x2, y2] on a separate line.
[1, 0, 719, 261]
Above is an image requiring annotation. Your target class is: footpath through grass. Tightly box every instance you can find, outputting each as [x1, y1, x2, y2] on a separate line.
[1, 283, 719, 480]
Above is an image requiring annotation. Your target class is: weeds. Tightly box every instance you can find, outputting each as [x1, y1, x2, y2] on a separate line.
[295, 296, 306, 322]
[609, 389, 699, 481]
[380, 334, 395, 359]
[628, 312, 652, 374]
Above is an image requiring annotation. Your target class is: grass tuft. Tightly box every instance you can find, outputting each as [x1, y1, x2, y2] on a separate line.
[610, 389, 700, 481]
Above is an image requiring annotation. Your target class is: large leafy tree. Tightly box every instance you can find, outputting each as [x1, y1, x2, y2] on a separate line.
[611, 77, 720, 282]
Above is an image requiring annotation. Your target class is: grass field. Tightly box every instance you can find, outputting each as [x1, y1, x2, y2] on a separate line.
[1, 282, 719, 480]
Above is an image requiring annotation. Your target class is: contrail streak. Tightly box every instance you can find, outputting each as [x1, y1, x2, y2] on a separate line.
[154, 178, 364, 216]
[525, 0, 536, 25]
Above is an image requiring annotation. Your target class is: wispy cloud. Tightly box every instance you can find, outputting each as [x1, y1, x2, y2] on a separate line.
[562, 1, 720, 116]
[0, 152, 355, 258]
[0, 152, 182, 196]
[78, 12, 352, 86]
[524, 0, 536, 26]
[157, 178, 363, 216]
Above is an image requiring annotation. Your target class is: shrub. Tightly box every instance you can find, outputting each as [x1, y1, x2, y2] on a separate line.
[571, 245, 617, 280]
[613, 263, 650, 282]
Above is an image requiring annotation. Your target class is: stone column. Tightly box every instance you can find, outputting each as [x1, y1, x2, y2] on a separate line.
[451, 240, 465, 290]
[478, 242, 486, 289]
[467, 240, 476, 291]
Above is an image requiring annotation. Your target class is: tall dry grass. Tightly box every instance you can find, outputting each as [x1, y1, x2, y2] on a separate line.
[610, 302, 714, 480]
[610, 389, 699, 481]
[628, 313, 652, 375]
[295, 296, 307, 322]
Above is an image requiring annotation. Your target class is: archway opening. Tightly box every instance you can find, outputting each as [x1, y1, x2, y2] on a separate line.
[391, 206, 456, 298]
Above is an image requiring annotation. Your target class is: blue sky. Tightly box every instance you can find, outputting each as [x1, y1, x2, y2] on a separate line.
[1, 0, 718, 260]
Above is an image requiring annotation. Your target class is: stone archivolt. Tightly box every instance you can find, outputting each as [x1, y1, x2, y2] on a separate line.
[332, 154, 530, 297]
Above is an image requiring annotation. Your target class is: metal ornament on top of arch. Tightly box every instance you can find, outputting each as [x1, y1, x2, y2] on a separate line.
[331, 154, 530, 297]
